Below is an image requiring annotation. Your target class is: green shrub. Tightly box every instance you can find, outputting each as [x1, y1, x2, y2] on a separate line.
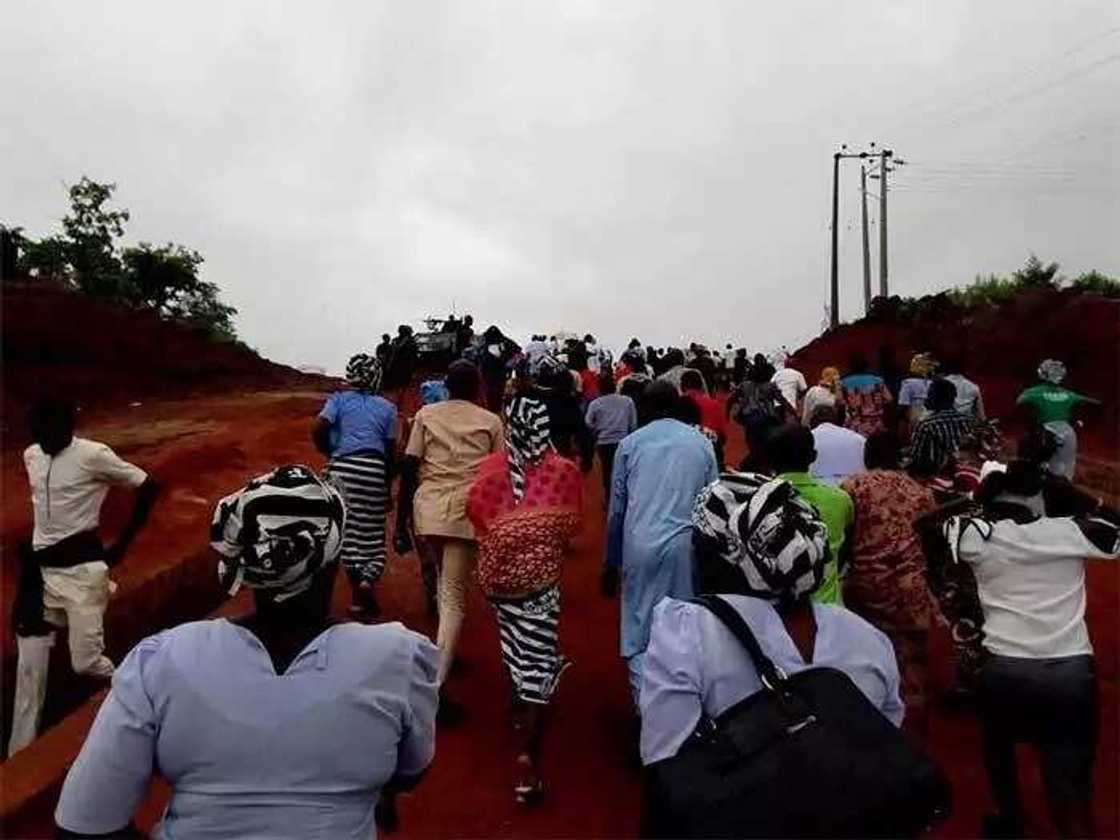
[1068, 270, 1120, 299]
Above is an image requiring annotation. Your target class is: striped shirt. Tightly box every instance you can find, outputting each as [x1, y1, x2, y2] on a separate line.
[909, 409, 974, 474]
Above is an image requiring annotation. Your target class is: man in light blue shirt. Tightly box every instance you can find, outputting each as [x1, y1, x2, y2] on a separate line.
[586, 374, 638, 497]
[601, 382, 718, 703]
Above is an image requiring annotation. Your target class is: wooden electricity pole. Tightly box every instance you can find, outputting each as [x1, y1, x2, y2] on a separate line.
[879, 148, 893, 298]
[861, 164, 872, 314]
[829, 145, 882, 327]
[830, 152, 841, 329]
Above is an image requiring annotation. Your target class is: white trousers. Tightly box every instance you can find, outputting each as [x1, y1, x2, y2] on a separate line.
[7, 633, 55, 756]
[6, 562, 115, 757]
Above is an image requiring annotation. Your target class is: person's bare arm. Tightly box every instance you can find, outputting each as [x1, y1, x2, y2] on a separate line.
[312, 418, 333, 458]
[394, 455, 421, 554]
[104, 479, 159, 566]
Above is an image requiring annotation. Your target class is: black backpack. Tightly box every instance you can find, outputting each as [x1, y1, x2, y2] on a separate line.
[643, 595, 951, 839]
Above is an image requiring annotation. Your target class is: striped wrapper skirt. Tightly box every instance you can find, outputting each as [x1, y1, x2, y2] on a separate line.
[492, 585, 569, 705]
[324, 450, 389, 583]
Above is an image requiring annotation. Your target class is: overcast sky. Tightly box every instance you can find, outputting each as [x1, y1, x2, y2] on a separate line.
[4, 1, 1118, 371]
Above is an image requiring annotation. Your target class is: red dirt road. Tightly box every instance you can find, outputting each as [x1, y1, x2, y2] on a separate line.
[4, 391, 1118, 838]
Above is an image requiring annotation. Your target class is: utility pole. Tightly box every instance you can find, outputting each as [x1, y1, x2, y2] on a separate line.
[860, 164, 872, 314]
[830, 152, 840, 329]
[879, 148, 892, 298]
[829, 145, 878, 328]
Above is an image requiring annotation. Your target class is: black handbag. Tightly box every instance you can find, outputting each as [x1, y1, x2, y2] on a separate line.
[644, 595, 951, 839]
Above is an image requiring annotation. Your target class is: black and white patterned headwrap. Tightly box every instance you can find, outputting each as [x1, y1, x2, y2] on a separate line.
[505, 396, 552, 502]
[210, 465, 346, 602]
[534, 352, 567, 378]
[692, 472, 830, 602]
[346, 353, 384, 393]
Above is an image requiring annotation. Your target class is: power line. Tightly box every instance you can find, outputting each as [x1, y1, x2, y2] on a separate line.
[1000, 122, 1120, 162]
[932, 52, 1120, 131]
[882, 26, 1120, 139]
[889, 183, 1114, 195]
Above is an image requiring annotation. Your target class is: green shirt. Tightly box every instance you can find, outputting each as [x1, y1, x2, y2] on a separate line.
[1016, 384, 1085, 425]
[780, 471, 855, 605]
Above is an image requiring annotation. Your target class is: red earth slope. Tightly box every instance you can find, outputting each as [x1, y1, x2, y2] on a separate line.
[2, 281, 327, 444]
[790, 290, 1119, 458]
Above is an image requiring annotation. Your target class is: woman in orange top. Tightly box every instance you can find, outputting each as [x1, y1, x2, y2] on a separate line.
[467, 396, 583, 804]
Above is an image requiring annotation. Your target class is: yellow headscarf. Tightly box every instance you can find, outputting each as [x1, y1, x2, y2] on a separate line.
[909, 353, 937, 377]
[820, 366, 840, 391]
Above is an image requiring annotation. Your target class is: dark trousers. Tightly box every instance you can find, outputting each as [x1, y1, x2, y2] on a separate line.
[979, 654, 1096, 835]
[598, 444, 619, 498]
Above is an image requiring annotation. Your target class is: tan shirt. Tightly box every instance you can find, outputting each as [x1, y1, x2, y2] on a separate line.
[406, 400, 503, 539]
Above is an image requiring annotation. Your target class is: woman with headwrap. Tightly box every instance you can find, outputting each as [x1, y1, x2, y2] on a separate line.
[467, 396, 583, 803]
[840, 432, 938, 735]
[898, 352, 938, 436]
[314, 353, 398, 617]
[639, 472, 903, 767]
[802, 365, 842, 426]
[55, 465, 439, 839]
[527, 353, 595, 471]
[1016, 358, 1101, 480]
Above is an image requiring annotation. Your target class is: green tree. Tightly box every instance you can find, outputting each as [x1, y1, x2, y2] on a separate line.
[1011, 254, 1061, 290]
[171, 280, 239, 340]
[61, 177, 130, 297]
[19, 234, 72, 283]
[1068, 269, 1120, 299]
[121, 242, 202, 312]
[9, 177, 240, 340]
[121, 243, 238, 339]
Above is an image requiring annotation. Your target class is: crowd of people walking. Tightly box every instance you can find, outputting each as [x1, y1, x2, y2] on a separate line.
[8, 326, 1116, 838]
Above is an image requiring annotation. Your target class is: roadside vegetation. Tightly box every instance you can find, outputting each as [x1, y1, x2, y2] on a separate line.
[2, 178, 239, 341]
[865, 255, 1119, 323]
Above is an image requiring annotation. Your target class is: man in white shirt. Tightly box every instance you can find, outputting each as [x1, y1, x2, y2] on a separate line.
[8, 397, 158, 756]
[583, 333, 601, 373]
[808, 406, 866, 486]
[771, 361, 808, 416]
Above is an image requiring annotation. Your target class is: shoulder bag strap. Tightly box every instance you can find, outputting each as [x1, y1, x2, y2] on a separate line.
[695, 595, 787, 691]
